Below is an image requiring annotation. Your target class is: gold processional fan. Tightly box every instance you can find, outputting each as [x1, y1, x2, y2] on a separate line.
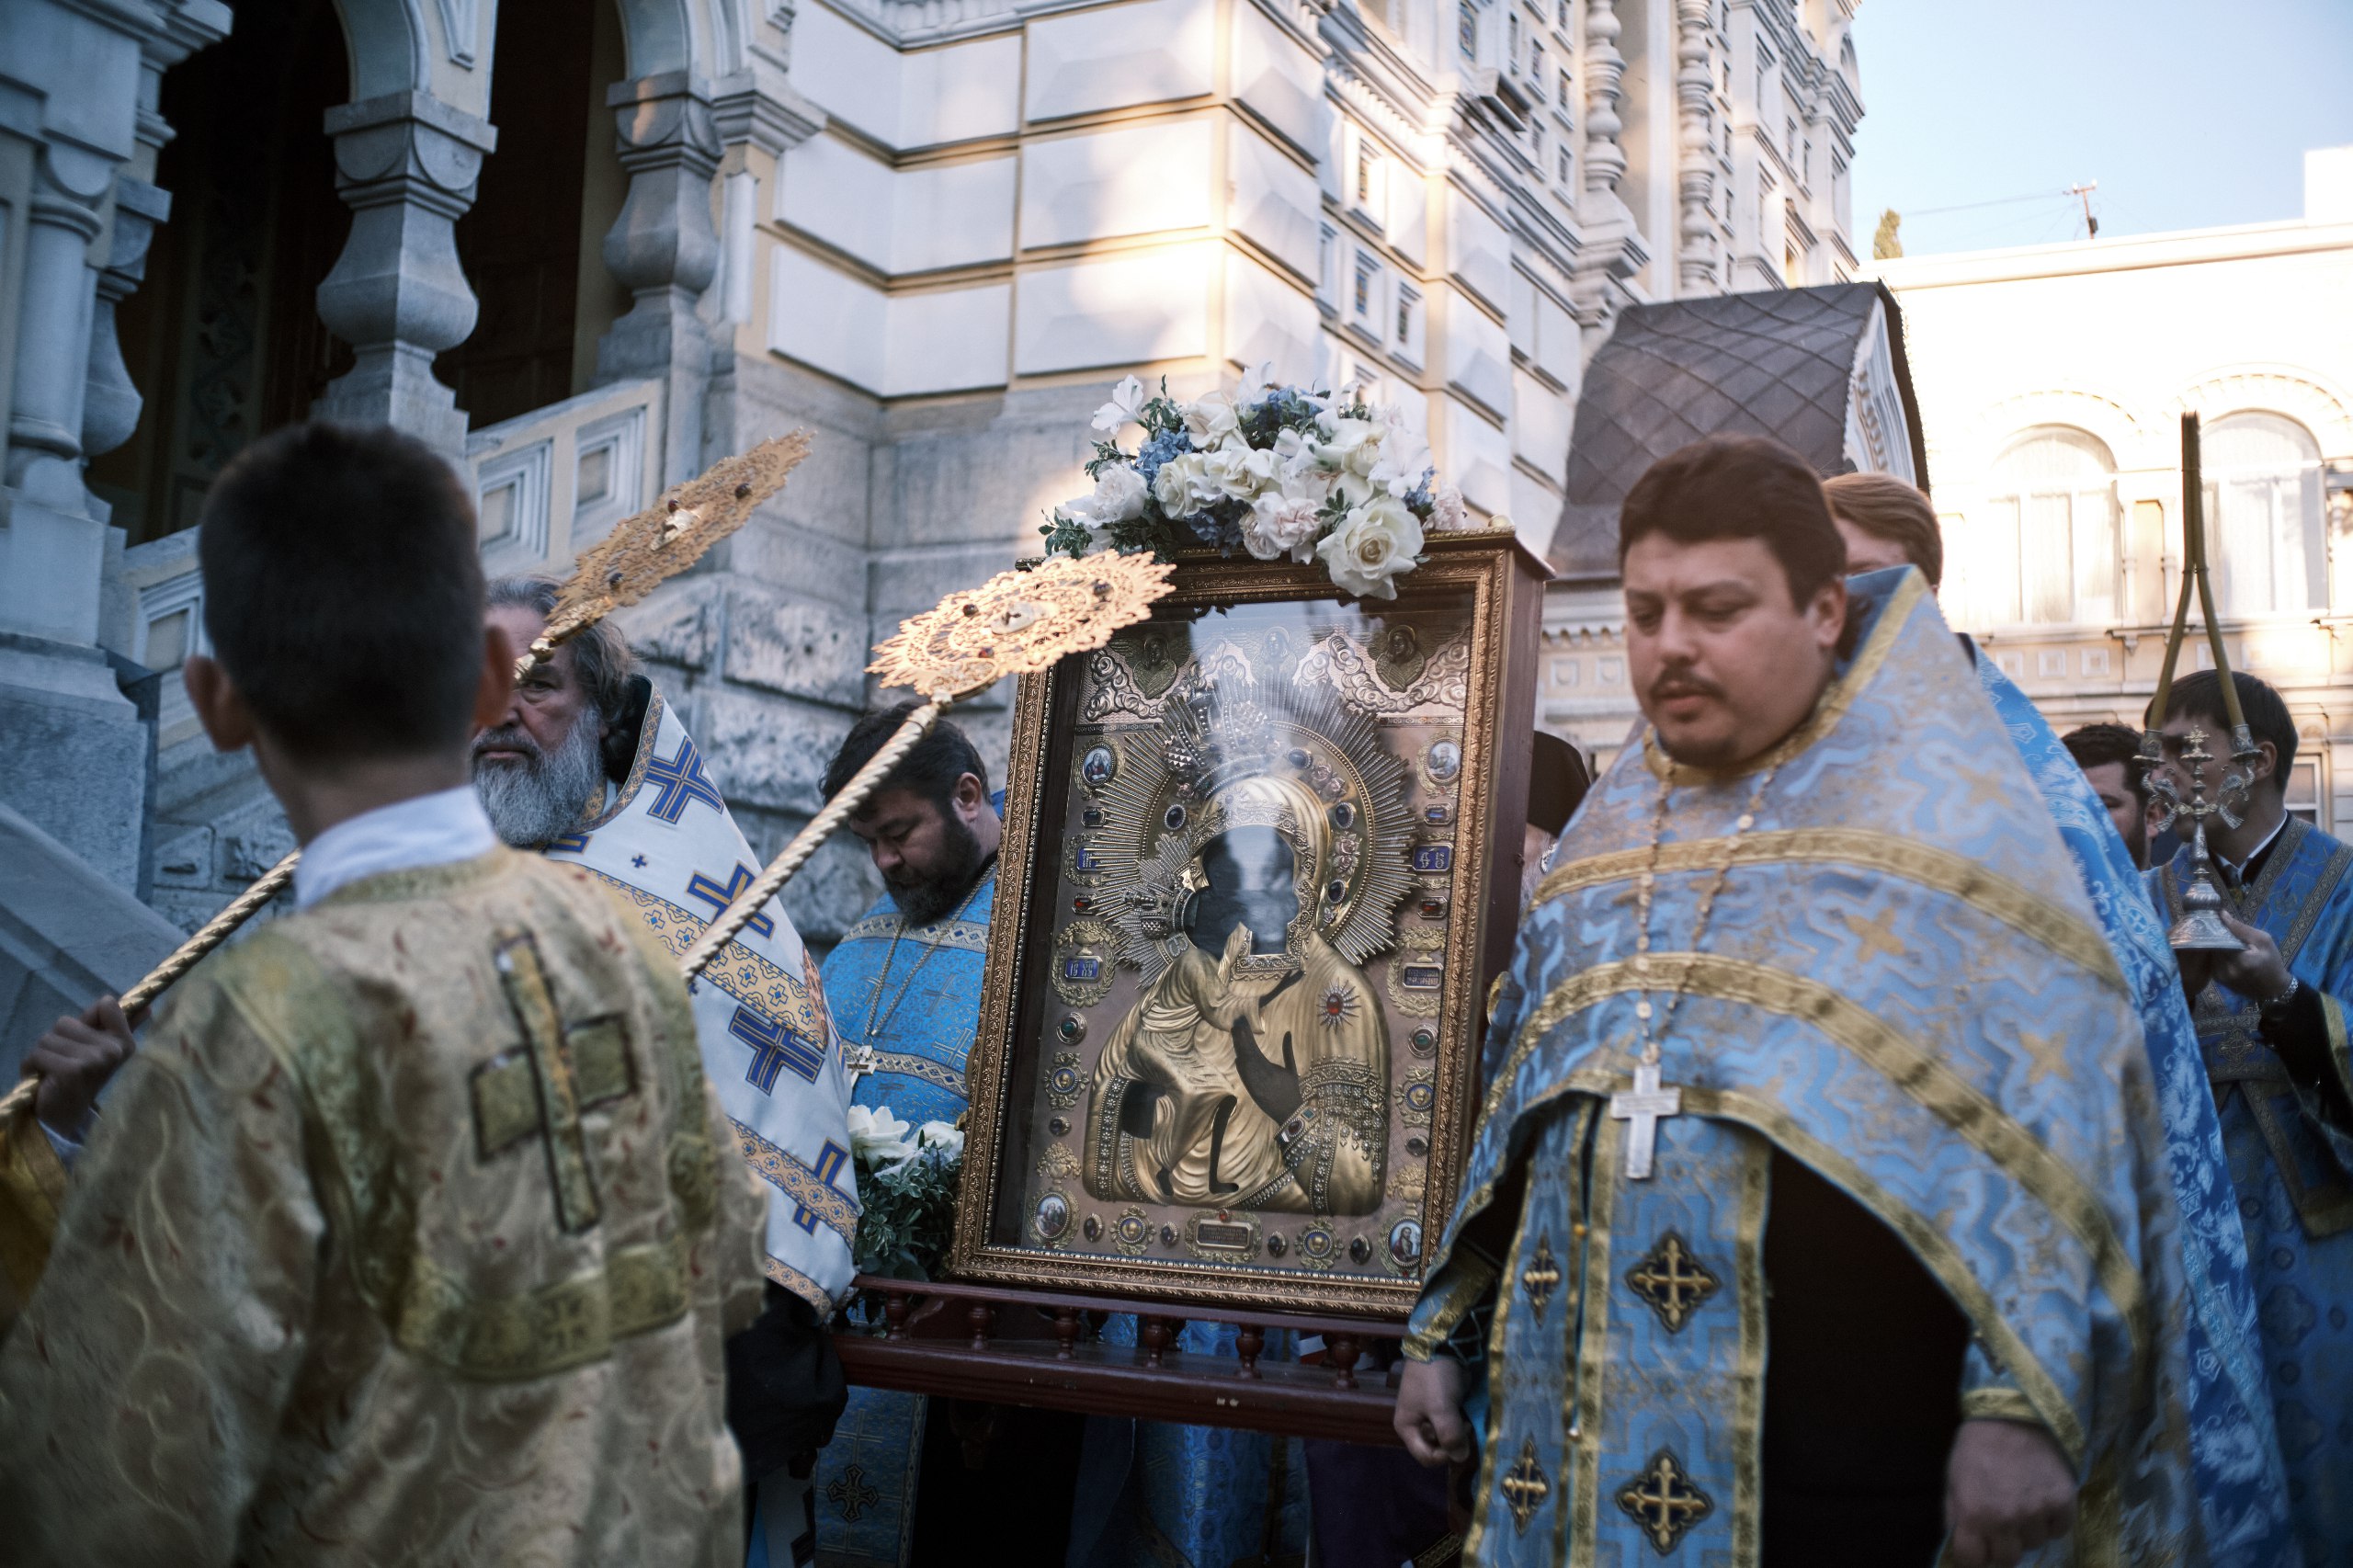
[676, 551, 1176, 980]
[2139, 412, 2256, 952]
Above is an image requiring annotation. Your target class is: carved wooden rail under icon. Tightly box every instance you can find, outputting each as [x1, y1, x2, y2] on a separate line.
[837, 1275, 1407, 1445]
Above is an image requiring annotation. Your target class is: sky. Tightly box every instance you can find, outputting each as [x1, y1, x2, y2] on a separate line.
[1847, 0, 2353, 257]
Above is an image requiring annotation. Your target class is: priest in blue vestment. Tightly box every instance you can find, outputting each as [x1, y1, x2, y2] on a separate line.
[2151, 668, 2353, 1565]
[1834, 478, 2295, 1564]
[1398, 437, 2205, 1566]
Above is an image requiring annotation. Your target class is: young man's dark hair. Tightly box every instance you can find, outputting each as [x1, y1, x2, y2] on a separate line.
[2061, 722, 2150, 805]
[1618, 433, 1847, 605]
[199, 422, 483, 760]
[2165, 670, 2297, 795]
[1823, 472, 1943, 589]
[823, 700, 991, 808]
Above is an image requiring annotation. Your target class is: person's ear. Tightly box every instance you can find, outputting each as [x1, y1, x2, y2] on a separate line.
[475, 624, 518, 733]
[1806, 574, 1849, 650]
[184, 654, 256, 754]
[954, 771, 984, 822]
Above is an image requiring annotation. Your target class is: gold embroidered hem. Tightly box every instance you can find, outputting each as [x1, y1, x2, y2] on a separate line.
[0, 1082, 66, 1340]
[0, 851, 765, 1566]
[1960, 1387, 2046, 1426]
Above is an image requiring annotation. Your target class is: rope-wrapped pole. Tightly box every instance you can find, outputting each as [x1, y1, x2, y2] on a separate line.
[119, 850, 301, 1020]
[113, 642, 568, 1023]
[679, 700, 945, 980]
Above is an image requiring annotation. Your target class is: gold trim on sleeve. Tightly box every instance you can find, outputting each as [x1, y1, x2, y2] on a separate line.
[1960, 1386, 2046, 1426]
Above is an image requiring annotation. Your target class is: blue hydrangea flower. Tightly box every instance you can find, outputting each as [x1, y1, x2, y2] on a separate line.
[1135, 428, 1192, 486]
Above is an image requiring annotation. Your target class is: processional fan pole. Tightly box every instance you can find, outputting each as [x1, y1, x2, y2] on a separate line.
[2138, 411, 2255, 952]
[676, 554, 1176, 1048]
[107, 432, 818, 1024]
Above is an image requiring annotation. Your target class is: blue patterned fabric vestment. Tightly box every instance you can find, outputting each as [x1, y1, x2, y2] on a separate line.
[1974, 653, 2293, 1565]
[543, 688, 858, 1313]
[1408, 571, 2204, 1565]
[811, 869, 995, 1568]
[2152, 818, 2353, 1566]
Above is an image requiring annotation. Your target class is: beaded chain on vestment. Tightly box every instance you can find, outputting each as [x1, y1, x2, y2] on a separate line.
[1629, 741, 1779, 1070]
[858, 872, 990, 1058]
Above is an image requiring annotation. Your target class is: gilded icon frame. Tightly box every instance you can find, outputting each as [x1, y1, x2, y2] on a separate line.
[949, 532, 1547, 1318]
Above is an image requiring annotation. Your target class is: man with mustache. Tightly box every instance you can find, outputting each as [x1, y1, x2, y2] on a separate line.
[1394, 435, 2211, 1566]
[1824, 474, 2292, 1560]
[475, 576, 859, 1568]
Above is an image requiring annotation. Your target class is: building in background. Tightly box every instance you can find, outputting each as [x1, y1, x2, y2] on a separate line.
[1879, 146, 2353, 830]
[0, 0, 1867, 1056]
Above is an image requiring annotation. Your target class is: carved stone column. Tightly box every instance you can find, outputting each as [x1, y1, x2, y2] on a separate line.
[82, 177, 171, 465]
[1570, 0, 1644, 337]
[6, 151, 110, 513]
[1579, 0, 1628, 212]
[1673, 0, 1719, 296]
[313, 91, 498, 463]
[597, 72, 722, 484]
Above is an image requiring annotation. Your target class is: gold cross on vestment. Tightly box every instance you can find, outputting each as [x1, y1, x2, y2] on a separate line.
[1838, 906, 1906, 964]
[1520, 1234, 1563, 1325]
[1609, 1062, 1680, 1180]
[1625, 1231, 1720, 1334]
[1615, 1449, 1713, 1553]
[472, 932, 639, 1233]
[1500, 1437, 1551, 1534]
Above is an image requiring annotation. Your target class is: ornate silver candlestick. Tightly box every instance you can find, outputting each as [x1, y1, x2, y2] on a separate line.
[2141, 724, 2256, 951]
[2136, 412, 2252, 954]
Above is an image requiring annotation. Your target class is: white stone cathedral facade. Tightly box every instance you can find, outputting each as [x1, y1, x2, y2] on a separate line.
[0, 0, 1862, 1035]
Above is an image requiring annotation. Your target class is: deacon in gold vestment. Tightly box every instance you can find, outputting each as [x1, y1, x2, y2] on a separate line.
[0, 424, 765, 1565]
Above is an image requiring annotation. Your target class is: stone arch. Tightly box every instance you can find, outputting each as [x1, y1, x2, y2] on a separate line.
[2176, 365, 2353, 459]
[1956, 387, 2145, 485]
[324, 0, 433, 99]
[612, 0, 700, 78]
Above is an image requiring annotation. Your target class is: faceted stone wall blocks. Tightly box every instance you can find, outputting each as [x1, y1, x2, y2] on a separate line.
[1227, 119, 1323, 283]
[698, 684, 836, 815]
[722, 584, 869, 707]
[1023, 0, 1216, 123]
[1232, 2, 1324, 158]
[1020, 120, 1216, 251]
[1014, 244, 1216, 376]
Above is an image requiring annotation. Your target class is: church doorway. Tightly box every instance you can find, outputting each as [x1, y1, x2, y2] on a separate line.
[85, 0, 353, 545]
[438, 0, 632, 428]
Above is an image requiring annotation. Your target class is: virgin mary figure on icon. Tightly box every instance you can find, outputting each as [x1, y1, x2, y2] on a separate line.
[1086, 773, 1388, 1215]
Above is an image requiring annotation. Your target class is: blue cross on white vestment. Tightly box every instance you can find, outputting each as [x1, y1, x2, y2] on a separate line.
[644, 735, 726, 824]
[796, 1140, 851, 1233]
[686, 862, 774, 938]
[729, 1004, 824, 1093]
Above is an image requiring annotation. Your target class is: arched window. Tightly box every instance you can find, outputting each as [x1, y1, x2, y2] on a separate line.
[1979, 427, 2118, 625]
[2207, 413, 2325, 617]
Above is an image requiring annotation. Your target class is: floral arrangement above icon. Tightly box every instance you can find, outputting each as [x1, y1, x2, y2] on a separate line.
[1040, 369, 1473, 600]
[847, 1105, 965, 1280]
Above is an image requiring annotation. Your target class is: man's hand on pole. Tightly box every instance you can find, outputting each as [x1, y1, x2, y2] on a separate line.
[27, 996, 137, 1142]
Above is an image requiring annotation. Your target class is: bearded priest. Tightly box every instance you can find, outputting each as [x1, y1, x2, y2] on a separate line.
[1393, 437, 2204, 1567]
[476, 576, 857, 1568]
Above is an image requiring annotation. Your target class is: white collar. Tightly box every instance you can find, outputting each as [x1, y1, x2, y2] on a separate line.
[293, 785, 501, 910]
[2215, 812, 2290, 886]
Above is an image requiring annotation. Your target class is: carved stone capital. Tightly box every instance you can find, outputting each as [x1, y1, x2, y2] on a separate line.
[711, 55, 826, 157]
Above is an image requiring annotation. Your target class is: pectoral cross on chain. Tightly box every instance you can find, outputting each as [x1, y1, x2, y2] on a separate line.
[1609, 1061, 1680, 1181]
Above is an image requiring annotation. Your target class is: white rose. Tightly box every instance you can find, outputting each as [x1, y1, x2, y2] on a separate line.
[1318, 417, 1377, 469]
[1428, 483, 1468, 530]
[1325, 468, 1373, 510]
[915, 1120, 965, 1159]
[1092, 374, 1147, 433]
[1317, 494, 1426, 599]
[1244, 493, 1324, 562]
[1152, 454, 1200, 515]
[1185, 392, 1243, 450]
[847, 1104, 918, 1167]
[1090, 463, 1148, 523]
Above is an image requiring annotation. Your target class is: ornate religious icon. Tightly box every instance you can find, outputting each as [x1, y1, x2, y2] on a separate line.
[951, 532, 1547, 1316]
